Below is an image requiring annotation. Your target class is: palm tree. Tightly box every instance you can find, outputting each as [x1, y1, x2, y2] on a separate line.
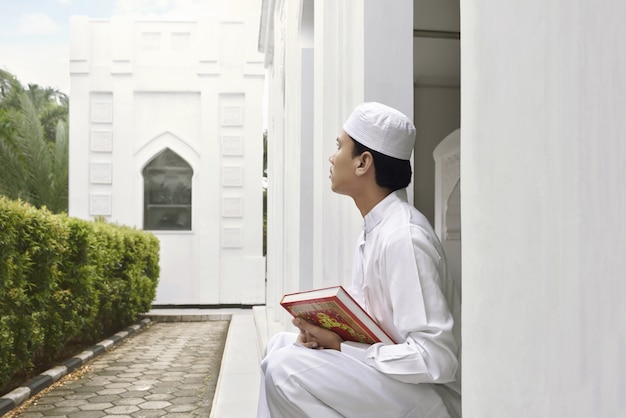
[48, 119, 69, 213]
[26, 83, 69, 144]
[0, 70, 30, 201]
[0, 70, 69, 213]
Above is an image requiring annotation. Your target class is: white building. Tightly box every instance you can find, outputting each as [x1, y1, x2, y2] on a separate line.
[259, 0, 626, 417]
[68, 2, 266, 306]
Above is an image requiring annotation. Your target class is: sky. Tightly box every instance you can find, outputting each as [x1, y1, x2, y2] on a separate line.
[0, 0, 225, 95]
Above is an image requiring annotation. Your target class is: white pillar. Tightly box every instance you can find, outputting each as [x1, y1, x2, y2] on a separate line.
[462, 1, 626, 416]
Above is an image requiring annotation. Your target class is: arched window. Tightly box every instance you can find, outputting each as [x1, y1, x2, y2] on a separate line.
[143, 148, 193, 231]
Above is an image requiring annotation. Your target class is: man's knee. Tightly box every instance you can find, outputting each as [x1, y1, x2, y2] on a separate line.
[262, 338, 297, 380]
[264, 332, 297, 355]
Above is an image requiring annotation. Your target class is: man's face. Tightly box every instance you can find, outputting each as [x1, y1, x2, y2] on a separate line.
[328, 131, 360, 196]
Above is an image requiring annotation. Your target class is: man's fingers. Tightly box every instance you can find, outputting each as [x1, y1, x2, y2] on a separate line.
[300, 341, 318, 349]
[293, 317, 316, 333]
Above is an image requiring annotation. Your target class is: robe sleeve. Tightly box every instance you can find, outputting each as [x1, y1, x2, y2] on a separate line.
[342, 225, 459, 385]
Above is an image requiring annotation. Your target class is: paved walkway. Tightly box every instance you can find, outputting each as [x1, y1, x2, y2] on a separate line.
[1, 309, 263, 418]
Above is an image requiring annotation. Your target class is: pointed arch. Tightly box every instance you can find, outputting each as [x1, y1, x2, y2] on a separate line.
[135, 130, 200, 172]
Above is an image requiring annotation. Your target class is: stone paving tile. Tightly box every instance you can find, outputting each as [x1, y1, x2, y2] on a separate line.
[8, 321, 229, 417]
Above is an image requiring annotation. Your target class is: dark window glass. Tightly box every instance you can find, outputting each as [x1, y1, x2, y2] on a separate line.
[143, 149, 193, 231]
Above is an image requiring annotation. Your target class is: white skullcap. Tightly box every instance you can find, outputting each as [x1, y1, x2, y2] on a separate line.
[343, 102, 416, 160]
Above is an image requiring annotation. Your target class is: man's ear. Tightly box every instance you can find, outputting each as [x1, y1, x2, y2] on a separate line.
[355, 152, 374, 176]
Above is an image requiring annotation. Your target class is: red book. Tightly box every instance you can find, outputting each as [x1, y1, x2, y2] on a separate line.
[280, 285, 396, 345]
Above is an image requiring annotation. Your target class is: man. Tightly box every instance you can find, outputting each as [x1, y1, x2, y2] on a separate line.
[257, 102, 461, 418]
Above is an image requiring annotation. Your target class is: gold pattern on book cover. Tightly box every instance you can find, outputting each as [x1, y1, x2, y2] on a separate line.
[288, 300, 376, 344]
[316, 312, 368, 343]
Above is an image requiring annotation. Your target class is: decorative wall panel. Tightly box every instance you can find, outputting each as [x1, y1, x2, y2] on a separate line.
[90, 130, 113, 152]
[90, 162, 113, 184]
[222, 197, 243, 217]
[89, 194, 112, 215]
[221, 135, 244, 156]
[221, 105, 244, 126]
[221, 165, 243, 187]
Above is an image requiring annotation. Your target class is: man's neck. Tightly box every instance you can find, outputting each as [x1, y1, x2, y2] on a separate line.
[353, 187, 393, 217]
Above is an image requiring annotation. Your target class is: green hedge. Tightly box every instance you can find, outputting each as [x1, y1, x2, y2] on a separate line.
[0, 197, 160, 389]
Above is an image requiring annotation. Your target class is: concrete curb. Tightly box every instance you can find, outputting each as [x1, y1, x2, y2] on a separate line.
[0, 318, 151, 416]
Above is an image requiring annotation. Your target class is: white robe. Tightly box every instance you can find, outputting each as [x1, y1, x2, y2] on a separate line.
[258, 191, 461, 418]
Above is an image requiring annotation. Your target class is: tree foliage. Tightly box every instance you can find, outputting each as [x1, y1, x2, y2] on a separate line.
[0, 69, 69, 213]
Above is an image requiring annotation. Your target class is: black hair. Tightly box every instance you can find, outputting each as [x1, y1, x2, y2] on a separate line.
[351, 138, 412, 191]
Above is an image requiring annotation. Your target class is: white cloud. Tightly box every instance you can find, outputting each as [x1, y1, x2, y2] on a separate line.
[112, 0, 217, 18]
[57, 0, 72, 4]
[113, 0, 174, 15]
[19, 13, 60, 35]
[0, 43, 70, 93]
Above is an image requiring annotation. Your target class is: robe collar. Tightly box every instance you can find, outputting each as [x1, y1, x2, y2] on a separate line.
[362, 189, 405, 239]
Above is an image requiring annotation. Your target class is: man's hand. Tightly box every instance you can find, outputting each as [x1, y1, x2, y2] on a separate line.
[293, 317, 344, 350]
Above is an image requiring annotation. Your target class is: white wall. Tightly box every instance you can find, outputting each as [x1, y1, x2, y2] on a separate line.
[69, 7, 266, 305]
[363, 0, 414, 115]
[462, 1, 626, 416]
